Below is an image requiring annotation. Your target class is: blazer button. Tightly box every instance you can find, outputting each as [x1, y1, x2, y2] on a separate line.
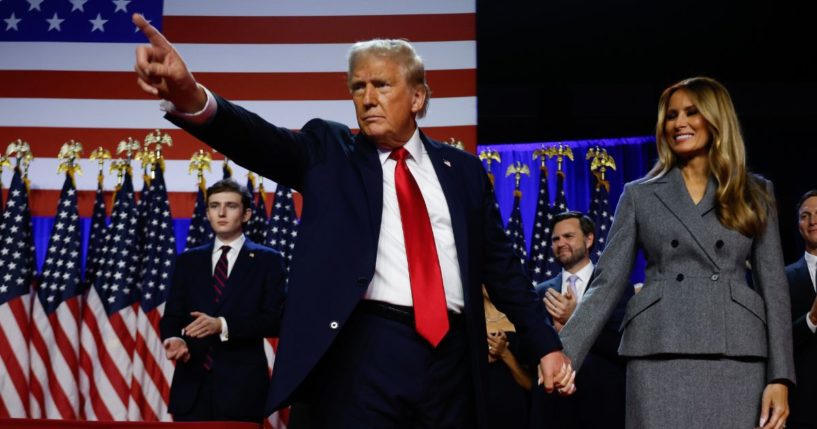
[671, 240, 679, 248]
[715, 240, 724, 249]
[329, 321, 339, 330]
[711, 273, 720, 281]
[676, 273, 684, 282]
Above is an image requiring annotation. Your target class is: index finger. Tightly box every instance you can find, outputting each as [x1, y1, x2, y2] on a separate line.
[132, 13, 172, 49]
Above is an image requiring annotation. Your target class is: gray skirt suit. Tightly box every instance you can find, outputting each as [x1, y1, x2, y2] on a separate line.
[560, 167, 795, 428]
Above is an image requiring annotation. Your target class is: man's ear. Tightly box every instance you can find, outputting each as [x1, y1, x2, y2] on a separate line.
[410, 85, 427, 115]
[586, 232, 595, 250]
[242, 208, 252, 223]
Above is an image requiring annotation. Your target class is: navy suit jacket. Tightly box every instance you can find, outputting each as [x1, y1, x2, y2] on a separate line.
[531, 271, 631, 429]
[168, 93, 561, 427]
[160, 239, 286, 422]
[786, 256, 817, 427]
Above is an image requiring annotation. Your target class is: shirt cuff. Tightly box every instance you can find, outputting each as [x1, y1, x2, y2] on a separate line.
[807, 311, 817, 333]
[219, 316, 229, 342]
[160, 84, 217, 125]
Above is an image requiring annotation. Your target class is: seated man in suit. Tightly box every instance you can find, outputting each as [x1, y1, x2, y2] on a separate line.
[161, 179, 286, 423]
[530, 211, 633, 429]
[786, 189, 817, 429]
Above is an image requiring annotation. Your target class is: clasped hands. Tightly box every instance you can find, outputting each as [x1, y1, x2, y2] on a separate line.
[163, 311, 222, 363]
[538, 350, 576, 396]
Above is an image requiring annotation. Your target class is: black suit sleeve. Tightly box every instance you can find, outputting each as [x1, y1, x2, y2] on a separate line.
[160, 251, 192, 341]
[225, 250, 287, 340]
[476, 162, 561, 362]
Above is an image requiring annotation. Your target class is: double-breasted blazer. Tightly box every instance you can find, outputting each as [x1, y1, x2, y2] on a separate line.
[167, 93, 560, 427]
[560, 167, 795, 385]
[785, 256, 817, 427]
[160, 239, 286, 421]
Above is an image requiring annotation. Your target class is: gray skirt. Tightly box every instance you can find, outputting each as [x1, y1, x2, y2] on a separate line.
[626, 356, 765, 429]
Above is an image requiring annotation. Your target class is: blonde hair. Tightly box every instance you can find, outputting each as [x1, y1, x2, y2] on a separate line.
[347, 39, 431, 118]
[650, 77, 771, 237]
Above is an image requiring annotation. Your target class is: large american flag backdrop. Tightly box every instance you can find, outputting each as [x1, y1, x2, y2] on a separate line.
[0, 0, 476, 424]
[0, 0, 476, 217]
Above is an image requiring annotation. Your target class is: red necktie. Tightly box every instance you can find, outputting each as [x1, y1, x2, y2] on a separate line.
[213, 245, 230, 303]
[204, 245, 229, 370]
[390, 147, 449, 347]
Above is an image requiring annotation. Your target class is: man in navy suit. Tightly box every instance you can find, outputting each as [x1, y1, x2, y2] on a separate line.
[134, 14, 574, 429]
[531, 211, 631, 429]
[161, 179, 286, 423]
[786, 189, 817, 429]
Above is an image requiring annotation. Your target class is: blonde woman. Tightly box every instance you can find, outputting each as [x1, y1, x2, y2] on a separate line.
[559, 77, 794, 429]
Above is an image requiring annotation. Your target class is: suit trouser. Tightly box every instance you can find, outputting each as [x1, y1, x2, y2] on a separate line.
[172, 370, 263, 424]
[303, 302, 474, 429]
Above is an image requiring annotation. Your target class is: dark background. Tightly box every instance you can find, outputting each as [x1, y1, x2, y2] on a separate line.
[477, 0, 817, 264]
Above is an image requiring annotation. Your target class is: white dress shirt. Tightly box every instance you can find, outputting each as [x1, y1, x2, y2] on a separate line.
[560, 261, 595, 305]
[363, 129, 464, 312]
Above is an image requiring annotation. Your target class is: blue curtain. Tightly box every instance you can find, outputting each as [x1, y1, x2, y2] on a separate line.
[478, 136, 657, 283]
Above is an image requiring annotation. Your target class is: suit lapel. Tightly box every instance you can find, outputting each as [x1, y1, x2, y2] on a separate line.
[194, 243, 218, 314]
[794, 257, 816, 302]
[421, 131, 471, 299]
[350, 133, 384, 245]
[654, 167, 720, 269]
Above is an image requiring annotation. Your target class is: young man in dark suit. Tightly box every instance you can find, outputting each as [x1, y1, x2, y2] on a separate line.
[161, 179, 286, 423]
[786, 189, 817, 429]
[531, 211, 632, 429]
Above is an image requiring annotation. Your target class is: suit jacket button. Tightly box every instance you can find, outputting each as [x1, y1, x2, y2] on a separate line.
[329, 321, 339, 329]
[711, 274, 719, 281]
[676, 273, 684, 281]
[671, 239, 679, 248]
[715, 240, 724, 249]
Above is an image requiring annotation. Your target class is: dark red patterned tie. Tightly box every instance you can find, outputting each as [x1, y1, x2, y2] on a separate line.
[212, 245, 230, 303]
[204, 245, 230, 371]
[390, 147, 448, 347]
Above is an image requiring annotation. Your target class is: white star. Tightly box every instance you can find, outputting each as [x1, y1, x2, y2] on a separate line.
[4, 13, 21, 31]
[27, 0, 44, 12]
[89, 13, 108, 32]
[69, 0, 88, 12]
[112, 0, 131, 12]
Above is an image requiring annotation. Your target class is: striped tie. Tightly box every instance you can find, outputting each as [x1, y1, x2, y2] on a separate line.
[213, 245, 231, 303]
[204, 245, 230, 371]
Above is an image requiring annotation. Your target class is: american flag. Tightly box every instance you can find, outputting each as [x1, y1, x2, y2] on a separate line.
[540, 170, 569, 278]
[0, 0, 476, 219]
[83, 174, 108, 290]
[28, 172, 83, 419]
[79, 171, 140, 420]
[184, 183, 212, 251]
[528, 165, 555, 285]
[245, 173, 268, 244]
[588, 175, 613, 262]
[262, 183, 298, 428]
[0, 165, 35, 418]
[504, 189, 529, 272]
[265, 184, 298, 271]
[129, 165, 175, 421]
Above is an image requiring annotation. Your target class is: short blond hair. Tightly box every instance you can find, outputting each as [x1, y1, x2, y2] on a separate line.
[347, 39, 431, 118]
